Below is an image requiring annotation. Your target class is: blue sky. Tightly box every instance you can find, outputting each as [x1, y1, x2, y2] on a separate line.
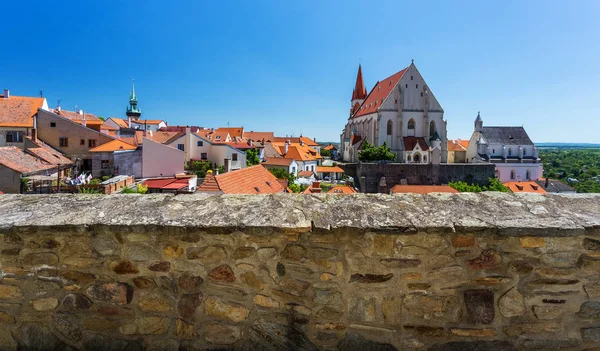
[2, 0, 599, 143]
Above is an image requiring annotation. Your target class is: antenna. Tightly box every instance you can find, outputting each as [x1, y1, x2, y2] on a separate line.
[39, 90, 43, 98]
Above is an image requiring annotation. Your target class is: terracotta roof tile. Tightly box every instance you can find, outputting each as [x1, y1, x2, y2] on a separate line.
[390, 185, 459, 194]
[0, 146, 56, 173]
[298, 170, 314, 178]
[448, 140, 467, 152]
[0, 95, 46, 127]
[504, 181, 547, 194]
[327, 185, 357, 194]
[244, 132, 274, 142]
[262, 157, 294, 166]
[54, 110, 103, 125]
[197, 165, 284, 194]
[323, 144, 338, 151]
[317, 166, 344, 173]
[26, 147, 72, 165]
[197, 174, 221, 193]
[89, 139, 137, 153]
[145, 131, 183, 144]
[108, 117, 129, 129]
[353, 67, 408, 118]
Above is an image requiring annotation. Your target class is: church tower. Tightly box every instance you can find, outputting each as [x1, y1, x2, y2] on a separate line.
[474, 111, 483, 132]
[350, 65, 367, 117]
[126, 79, 142, 120]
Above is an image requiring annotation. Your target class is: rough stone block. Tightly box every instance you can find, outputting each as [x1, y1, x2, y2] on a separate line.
[464, 289, 494, 324]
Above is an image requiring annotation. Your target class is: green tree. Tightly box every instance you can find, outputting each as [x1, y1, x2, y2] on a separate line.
[358, 140, 396, 162]
[448, 178, 508, 193]
[187, 161, 223, 178]
[246, 148, 261, 166]
[268, 168, 296, 184]
[97, 116, 105, 122]
[320, 148, 332, 157]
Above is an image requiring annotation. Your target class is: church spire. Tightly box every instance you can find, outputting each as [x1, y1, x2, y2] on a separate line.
[351, 64, 367, 101]
[126, 78, 141, 120]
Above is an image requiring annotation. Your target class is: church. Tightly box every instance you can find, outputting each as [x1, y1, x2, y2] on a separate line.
[340, 61, 448, 163]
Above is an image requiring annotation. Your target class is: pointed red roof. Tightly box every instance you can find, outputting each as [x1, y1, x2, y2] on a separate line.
[351, 65, 367, 101]
[353, 67, 408, 118]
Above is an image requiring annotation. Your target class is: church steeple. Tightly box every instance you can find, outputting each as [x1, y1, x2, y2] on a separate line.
[126, 78, 141, 120]
[350, 65, 367, 117]
[474, 111, 483, 132]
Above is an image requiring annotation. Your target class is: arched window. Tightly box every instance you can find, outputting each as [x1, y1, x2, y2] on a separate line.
[387, 120, 393, 136]
[414, 154, 421, 163]
[429, 120, 436, 136]
[408, 119, 415, 130]
[407, 155, 412, 162]
[423, 155, 427, 163]
[526, 170, 531, 180]
[510, 169, 515, 180]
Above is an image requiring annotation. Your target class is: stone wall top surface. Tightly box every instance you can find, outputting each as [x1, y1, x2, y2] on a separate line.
[0, 193, 599, 235]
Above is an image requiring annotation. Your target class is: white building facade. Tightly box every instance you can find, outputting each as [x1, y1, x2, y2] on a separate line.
[340, 62, 448, 163]
[465, 113, 543, 182]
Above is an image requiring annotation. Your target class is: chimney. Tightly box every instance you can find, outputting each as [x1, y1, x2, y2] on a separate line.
[185, 126, 191, 163]
[32, 114, 38, 142]
[247, 139, 253, 146]
[300, 140, 304, 147]
[78, 109, 83, 115]
[314, 137, 316, 142]
[3, 89, 9, 98]
[82, 112, 86, 127]
[311, 181, 321, 193]
[128, 117, 132, 128]
[284, 140, 290, 154]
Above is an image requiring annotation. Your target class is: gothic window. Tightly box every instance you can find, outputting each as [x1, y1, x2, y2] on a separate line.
[387, 120, 393, 136]
[526, 170, 531, 180]
[408, 119, 415, 130]
[510, 170, 515, 180]
[429, 121, 436, 137]
[508, 148, 512, 156]
[407, 155, 411, 162]
[416, 84, 419, 88]
[414, 154, 421, 163]
[424, 155, 427, 162]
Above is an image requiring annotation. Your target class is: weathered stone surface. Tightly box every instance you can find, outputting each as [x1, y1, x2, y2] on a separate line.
[132, 276, 156, 289]
[533, 305, 565, 319]
[163, 244, 184, 258]
[204, 296, 249, 322]
[158, 276, 179, 294]
[382, 296, 402, 325]
[209, 264, 236, 282]
[81, 333, 136, 351]
[148, 261, 171, 272]
[403, 294, 460, 323]
[307, 247, 338, 259]
[316, 306, 344, 320]
[120, 316, 170, 335]
[254, 294, 279, 308]
[31, 297, 59, 311]
[584, 237, 600, 251]
[450, 328, 497, 337]
[240, 271, 264, 290]
[53, 311, 82, 341]
[0, 328, 17, 349]
[0, 311, 15, 324]
[279, 278, 310, 296]
[314, 288, 343, 306]
[503, 322, 562, 336]
[124, 244, 159, 261]
[178, 293, 202, 319]
[428, 341, 516, 351]
[0, 284, 23, 299]
[585, 283, 600, 298]
[582, 327, 600, 341]
[380, 258, 421, 268]
[232, 246, 256, 259]
[281, 244, 307, 260]
[86, 282, 133, 305]
[109, 259, 139, 274]
[518, 338, 581, 350]
[464, 289, 494, 324]
[257, 247, 278, 261]
[520, 237, 546, 248]
[175, 319, 196, 339]
[177, 272, 204, 290]
[498, 287, 524, 318]
[408, 282, 431, 290]
[186, 245, 227, 261]
[61, 270, 96, 284]
[350, 273, 393, 283]
[23, 252, 59, 265]
[349, 297, 376, 322]
[276, 262, 286, 276]
[508, 260, 535, 274]
[428, 265, 464, 279]
[540, 251, 580, 267]
[404, 324, 447, 337]
[243, 319, 319, 351]
[91, 234, 120, 256]
[578, 301, 600, 319]
[138, 292, 172, 312]
[82, 317, 122, 331]
[204, 324, 241, 345]
[468, 249, 501, 270]
[336, 332, 398, 351]
[452, 235, 475, 248]
[16, 324, 66, 350]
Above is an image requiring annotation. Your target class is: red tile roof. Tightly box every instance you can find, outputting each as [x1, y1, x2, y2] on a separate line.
[89, 139, 137, 153]
[131, 119, 165, 125]
[504, 181, 547, 194]
[160, 126, 203, 133]
[262, 157, 294, 166]
[351, 65, 367, 101]
[353, 67, 408, 118]
[403, 137, 429, 151]
[448, 140, 467, 152]
[390, 185, 459, 194]
[101, 121, 119, 131]
[327, 185, 357, 194]
[272, 136, 319, 147]
[0, 95, 46, 127]
[317, 166, 344, 174]
[198, 173, 221, 193]
[108, 117, 129, 129]
[26, 147, 72, 166]
[303, 181, 322, 194]
[197, 165, 284, 194]
[298, 170, 314, 178]
[218, 127, 244, 138]
[324, 144, 338, 151]
[244, 132, 274, 142]
[0, 146, 56, 174]
[54, 110, 103, 125]
[145, 131, 183, 144]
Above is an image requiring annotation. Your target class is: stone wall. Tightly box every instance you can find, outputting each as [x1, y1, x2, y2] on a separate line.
[0, 193, 599, 350]
[341, 163, 496, 193]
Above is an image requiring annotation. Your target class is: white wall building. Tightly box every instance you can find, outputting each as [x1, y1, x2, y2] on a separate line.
[142, 138, 184, 178]
[340, 62, 448, 163]
[465, 112, 543, 182]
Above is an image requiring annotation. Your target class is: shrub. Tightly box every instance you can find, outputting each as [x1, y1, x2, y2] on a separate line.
[120, 186, 137, 194]
[358, 140, 396, 162]
[136, 184, 148, 194]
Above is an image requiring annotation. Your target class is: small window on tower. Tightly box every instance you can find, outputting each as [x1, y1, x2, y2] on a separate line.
[411, 76, 413, 80]
[416, 84, 419, 89]
[405, 84, 408, 88]
[395, 99, 398, 104]
[421, 92, 423, 97]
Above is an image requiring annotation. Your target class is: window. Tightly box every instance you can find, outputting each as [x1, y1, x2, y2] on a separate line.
[387, 120, 393, 136]
[411, 76, 414, 80]
[416, 84, 419, 89]
[59, 137, 68, 147]
[177, 144, 184, 151]
[395, 99, 398, 104]
[197, 141, 203, 147]
[421, 92, 423, 97]
[523, 148, 526, 156]
[408, 119, 415, 130]
[510, 170, 516, 180]
[101, 160, 110, 169]
[405, 84, 408, 88]
[526, 170, 531, 180]
[407, 155, 411, 162]
[493, 149, 495, 153]
[80, 139, 85, 146]
[232, 153, 238, 161]
[292, 167, 296, 174]
[424, 156, 427, 162]
[201, 152, 208, 160]
[88, 139, 97, 148]
[5, 131, 23, 143]
[508, 148, 512, 156]
[429, 121, 436, 136]
[50, 122, 56, 128]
